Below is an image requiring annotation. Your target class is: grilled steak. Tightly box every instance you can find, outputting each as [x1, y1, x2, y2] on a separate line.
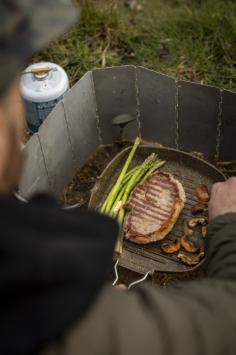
[124, 172, 186, 244]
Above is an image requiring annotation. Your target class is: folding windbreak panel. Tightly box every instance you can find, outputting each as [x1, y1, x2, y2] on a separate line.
[19, 134, 50, 199]
[136, 67, 177, 147]
[38, 101, 75, 197]
[219, 90, 236, 161]
[178, 80, 220, 159]
[19, 66, 236, 200]
[92, 66, 139, 143]
[63, 71, 100, 169]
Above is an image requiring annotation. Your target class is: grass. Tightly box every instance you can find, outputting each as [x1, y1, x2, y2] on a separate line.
[35, 0, 236, 91]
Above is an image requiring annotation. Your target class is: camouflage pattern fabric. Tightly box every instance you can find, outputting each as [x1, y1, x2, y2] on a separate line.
[0, 0, 78, 95]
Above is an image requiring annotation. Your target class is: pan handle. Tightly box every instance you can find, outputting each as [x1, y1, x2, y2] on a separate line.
[128, 271, 151, 289]
[112, 259, 120, 286]
[112, 259, 151, 288]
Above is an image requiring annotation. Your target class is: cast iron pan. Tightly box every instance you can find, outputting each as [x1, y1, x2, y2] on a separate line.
[89, 145, 225, 275]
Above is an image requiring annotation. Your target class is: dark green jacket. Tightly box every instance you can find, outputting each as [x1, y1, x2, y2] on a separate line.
[42, 214, 236, 355]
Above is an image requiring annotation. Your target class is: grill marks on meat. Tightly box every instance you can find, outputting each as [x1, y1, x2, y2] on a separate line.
[124, 172, 186, 244]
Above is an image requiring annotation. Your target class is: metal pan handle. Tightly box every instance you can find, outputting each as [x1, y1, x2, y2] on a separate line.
[112, 259, 151, 289]
[112, 259, 120, 286]
[128, 271, 151, 289]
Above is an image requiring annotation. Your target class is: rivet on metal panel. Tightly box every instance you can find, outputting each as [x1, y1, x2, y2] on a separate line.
[215, 89, 223, 161]
[174, 80, 180, 149]
[134, 67, 141, 137]
[91, 72, 103, 144]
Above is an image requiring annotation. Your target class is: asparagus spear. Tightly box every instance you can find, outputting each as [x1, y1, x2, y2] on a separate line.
[122, 166, 140, 184]
[117, 153, 157, 224]
[123, 157, 165, 187]
[101, 137, 140, 214]
[110, 165, 141, 218]
[110, 185, 126, 218]
[109, 159, 166, 220]
[103, 186, 125, 215]
[110, 165, 142, 218]
[140, 160, 166, 183]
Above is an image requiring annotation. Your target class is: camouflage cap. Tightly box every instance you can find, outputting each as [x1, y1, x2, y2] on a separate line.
[0, 0, 78, 96]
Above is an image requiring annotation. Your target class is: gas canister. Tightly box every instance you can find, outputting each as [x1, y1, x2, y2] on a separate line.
[20, 62, 69, 132]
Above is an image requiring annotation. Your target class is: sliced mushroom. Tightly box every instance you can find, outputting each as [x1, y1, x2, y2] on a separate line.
[183, 220, 194, 237]
[177, 251, 205, 266]
[202, 225, 207, 238]
[181, 235, 200, 253]
[196, 184, 210, 202]
[161, 238, 181, 254]
[191, 202, 208, 215]
[187, 217, 208, 229]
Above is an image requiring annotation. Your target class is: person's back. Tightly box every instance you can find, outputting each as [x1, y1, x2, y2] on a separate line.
[0, 1, 236, 355]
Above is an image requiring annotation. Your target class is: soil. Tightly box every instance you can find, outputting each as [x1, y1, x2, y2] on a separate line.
[61, 141, 132, 207]
[115, 266, 206, 288]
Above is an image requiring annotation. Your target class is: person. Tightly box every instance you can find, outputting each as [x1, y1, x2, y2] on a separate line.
[1, 1, 236, 355]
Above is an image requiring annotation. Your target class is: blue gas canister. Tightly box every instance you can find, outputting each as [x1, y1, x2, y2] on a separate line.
[20, 62, 69, 132]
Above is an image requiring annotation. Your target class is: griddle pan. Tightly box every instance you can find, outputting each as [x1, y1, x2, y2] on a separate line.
[89, 145, 225, 275]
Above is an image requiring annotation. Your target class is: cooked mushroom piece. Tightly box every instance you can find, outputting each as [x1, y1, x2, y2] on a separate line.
[181, 235, 200, 253]
[161, 239, 181, 254]
[196, 184, 210, 202]
[183, 220, 194, 237]
[187, 217, 208, 229]
[191, 202, 208, 215]
[202, 225, 207, 238]
[177, 251, 205, 266]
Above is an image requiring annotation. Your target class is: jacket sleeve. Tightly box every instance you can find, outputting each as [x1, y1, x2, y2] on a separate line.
[42, 213, 236, 355]
[205, 213, 236, 280]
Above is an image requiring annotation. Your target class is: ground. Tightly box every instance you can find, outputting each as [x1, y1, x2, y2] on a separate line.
[34, 0, 235, 285]
[35, 0, 236, 91]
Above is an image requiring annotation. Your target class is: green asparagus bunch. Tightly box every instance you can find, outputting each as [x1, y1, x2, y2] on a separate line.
[101, 137, 140, 214]
[101, 138, 166, 225]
